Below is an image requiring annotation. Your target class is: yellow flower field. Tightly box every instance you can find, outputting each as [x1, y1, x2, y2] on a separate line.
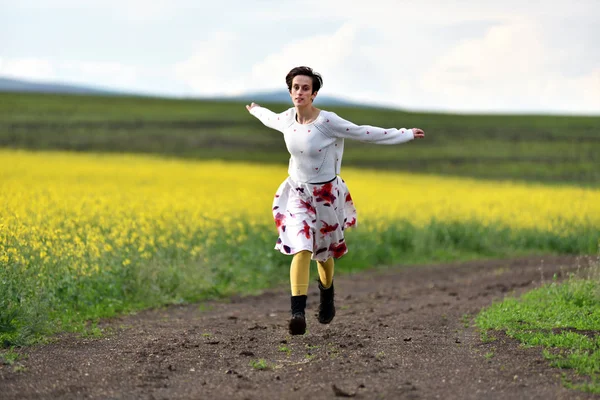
[1, 149, 599, 345]
[1, 149, 599, 273]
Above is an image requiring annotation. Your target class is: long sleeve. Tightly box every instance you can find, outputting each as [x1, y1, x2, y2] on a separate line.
[320, 111, 414, 144]
[249, 106, 293, 133]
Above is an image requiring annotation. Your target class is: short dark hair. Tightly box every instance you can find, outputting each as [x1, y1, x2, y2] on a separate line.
[285, 66, 323, 93]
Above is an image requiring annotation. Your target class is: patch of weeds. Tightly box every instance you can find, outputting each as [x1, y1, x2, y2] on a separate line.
[376, 351, 385, 360]
[480, 330, 497, 343]
[476, 259, 600, 393]
[461, 313, 471, 328]
[327, 343, 340, 358]
[1, 349, 28, 372]
[278, 345, 291, 356]
[1, 349, 19, 365]
[563, 375, 600, 395]
[81, 323, 105, 339]
[202, 332, 212, 337]
[484, 351, 495, 360]
[249, 359, 271, 370]
[12, 364, 27, 373]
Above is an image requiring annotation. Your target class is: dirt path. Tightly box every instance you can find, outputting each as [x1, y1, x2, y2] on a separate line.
[1, 255, 597, 400]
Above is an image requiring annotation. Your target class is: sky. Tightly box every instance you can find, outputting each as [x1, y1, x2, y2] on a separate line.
[1, 0, 599, 114]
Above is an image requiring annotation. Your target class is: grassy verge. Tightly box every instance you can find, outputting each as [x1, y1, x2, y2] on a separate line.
[2, 219, 598, 348]
[476, 258, 600, 393]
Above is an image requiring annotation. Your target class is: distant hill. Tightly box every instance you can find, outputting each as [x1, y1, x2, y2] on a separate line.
[0, 76, 367, 107]
[216, 90, 364, 107]
[0, 77, 123, 95]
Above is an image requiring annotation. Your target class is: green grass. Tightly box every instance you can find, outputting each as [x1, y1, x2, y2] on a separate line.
[476, 262, 600, 393]
[1, 92, 599, 187]
[278, 345, 291, 356]
[249, 359, 272, 370]
[1, 218, 598, 348]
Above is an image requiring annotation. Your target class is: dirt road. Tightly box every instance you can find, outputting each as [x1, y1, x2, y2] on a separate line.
[1, 255, 596, 400]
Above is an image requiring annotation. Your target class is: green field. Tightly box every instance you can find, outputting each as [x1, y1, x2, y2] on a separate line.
[1, 92, 599, 186]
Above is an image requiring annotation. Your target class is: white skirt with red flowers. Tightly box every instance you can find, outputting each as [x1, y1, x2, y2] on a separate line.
[272, 176, 358, 261]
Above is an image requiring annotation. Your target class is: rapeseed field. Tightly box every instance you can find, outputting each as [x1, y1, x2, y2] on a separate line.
[1, 149, 599, 345]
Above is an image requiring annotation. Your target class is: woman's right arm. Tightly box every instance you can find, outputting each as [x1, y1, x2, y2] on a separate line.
[322, 111, 424, 144]
[246, 102, 287, 132]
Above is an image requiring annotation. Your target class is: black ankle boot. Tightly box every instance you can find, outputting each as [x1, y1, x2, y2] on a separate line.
[289, 295, 307, 335]
[317, 280, 336, 324]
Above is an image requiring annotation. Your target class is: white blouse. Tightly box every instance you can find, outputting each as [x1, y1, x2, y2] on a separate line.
[250, 106, 415, 183]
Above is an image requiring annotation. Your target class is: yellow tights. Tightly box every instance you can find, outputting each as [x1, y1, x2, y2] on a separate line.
[290, 250, 334, 296]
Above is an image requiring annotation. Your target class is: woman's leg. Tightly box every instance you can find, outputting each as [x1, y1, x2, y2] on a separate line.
[316, 257, 334, 289]
[290, 250, 311, 295]
[289, 250, 311, 335]
[316, 257, 336, 324]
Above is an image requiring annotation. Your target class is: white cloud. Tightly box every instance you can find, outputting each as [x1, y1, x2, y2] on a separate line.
[12, 0, 180, 22]
[172, 32, 248, 96]
[172, 23, 368, 97]
[418, 17, 599, 113]
[0, 57, 148, 92]
[0, 57, 56, 81]
[59, 61, 140, 89]
[2, 0, 598, 113]
[249, 23, 360, 91]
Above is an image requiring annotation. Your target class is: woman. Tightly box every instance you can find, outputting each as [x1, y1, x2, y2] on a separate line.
[246, 66, 425, 335]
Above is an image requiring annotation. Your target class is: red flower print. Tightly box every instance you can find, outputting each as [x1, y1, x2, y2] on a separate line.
[345, 193, 353, 203]
[320, 220, 339, 236]
[299, 199, 316, 215]
[313, 183, 337, 204]
[298, 220, 311, 239]
[274, 212, 286, 232]
[345, 217, 357, 228]
[329, 241, 347, 258]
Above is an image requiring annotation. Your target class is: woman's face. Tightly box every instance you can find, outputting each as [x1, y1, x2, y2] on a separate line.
[289, 75, 316, 107]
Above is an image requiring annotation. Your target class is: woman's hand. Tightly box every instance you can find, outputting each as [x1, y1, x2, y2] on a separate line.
[412, 128, 425, 138]
[246, 102, 259, 111]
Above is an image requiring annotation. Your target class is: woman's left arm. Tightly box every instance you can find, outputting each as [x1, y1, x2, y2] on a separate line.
[322, 112, 424, 144]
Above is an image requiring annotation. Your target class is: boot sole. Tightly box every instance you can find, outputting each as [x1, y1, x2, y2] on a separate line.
[318, 309, 336, 324]
[289, 316, 306, 335]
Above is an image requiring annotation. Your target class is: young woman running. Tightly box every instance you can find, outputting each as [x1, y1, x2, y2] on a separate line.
[246, 66, 425, 335]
